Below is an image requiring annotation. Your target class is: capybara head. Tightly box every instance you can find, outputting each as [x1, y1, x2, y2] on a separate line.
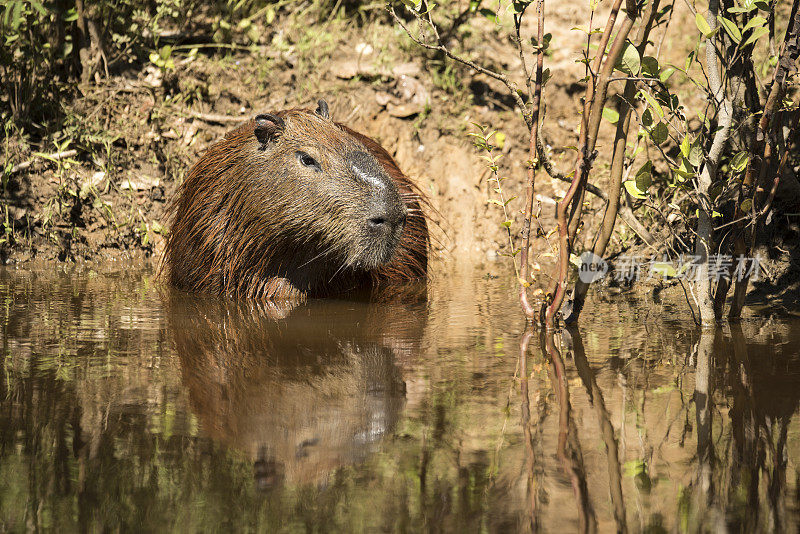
[164, 100, 428, 299]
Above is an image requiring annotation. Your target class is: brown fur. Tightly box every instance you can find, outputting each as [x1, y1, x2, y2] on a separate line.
[163, 107, 429, 300]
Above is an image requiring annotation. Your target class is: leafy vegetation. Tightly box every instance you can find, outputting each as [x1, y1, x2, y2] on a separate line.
[395, 0, 800, 326]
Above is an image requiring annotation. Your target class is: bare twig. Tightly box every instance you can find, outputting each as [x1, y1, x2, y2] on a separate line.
[389, 5, 533, 130]
[189, 111, 247, 124]
[727, 0, 800, 319]
[692, 0, 735, 325]
[567, 0, 661, 323]
[520, 0, 546, 321]
[8, 150, 79, 175]
[544, 0, 638, 329]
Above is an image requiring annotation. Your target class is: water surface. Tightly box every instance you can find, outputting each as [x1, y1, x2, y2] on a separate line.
[2, 267, 799, 532]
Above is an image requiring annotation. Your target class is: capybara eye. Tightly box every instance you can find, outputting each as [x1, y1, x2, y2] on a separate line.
[296, 151, 321, 171]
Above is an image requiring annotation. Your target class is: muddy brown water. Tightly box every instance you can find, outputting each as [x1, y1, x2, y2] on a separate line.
[2, 267, 800, 532]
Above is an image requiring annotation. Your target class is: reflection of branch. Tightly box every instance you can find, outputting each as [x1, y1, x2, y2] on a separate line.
[728, 325, 791, 531]
[568, 326, 628, 533]
[519, 329, 540, 531]
[543, 332, 597, 532]
[694, 331, 714, 502]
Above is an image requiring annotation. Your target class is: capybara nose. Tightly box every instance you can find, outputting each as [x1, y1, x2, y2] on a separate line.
[368, 216, 388, 230]
[367, 205, 406, 235]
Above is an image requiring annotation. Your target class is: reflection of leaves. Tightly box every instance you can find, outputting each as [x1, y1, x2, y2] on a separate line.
[624, 459, 653, 493]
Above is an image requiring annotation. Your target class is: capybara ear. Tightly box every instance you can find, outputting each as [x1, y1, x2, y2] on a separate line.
[315, 99, 330, 120]
[254, 114, 285, 146]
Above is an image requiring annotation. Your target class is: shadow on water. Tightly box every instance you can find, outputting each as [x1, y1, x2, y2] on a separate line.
[2, 268, 800, 531]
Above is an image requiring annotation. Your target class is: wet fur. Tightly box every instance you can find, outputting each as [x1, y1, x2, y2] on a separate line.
[163, 107, 429, 300]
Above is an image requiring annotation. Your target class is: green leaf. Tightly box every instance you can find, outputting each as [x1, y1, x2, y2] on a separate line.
[650, 122, 668, 144]
[718, 16, 742, 43]
[642, 108, 654, 127]
[754, 0, 769, 10]
[679, 155, 696, 174]
[688, 139, 704, 167]
[640, 90, 664, 118]
[695, 13, 716, 38]
[29, 1, 47, 16]
[651, 262, 677, 277]
[740, 198, 753, 212]
[63, 7, 78, 21]
[709, 181, 725, 200]
[603, 107, 620, 124]
[743, 15, 767, 33]
[501, 220, 513, 228]
[512, 0, 530, 13]
[635, 161, 653, 190]
[614, 41, 641, 75]
[742, 25, 769, 47]
[541, 68, 552, 85]
[479, 7, 498, 22]
[731, 151, 749, 172]
[11, 1, 22, 31]
[624, 180, 648, 199]
[671, 167, 693, 181]
[641, 56, 660, 77]
[680, 135, 691, 158]
[659, 67, 676, 83]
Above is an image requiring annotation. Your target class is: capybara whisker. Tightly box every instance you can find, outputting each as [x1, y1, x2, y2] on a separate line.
[163, 100, 429, 300]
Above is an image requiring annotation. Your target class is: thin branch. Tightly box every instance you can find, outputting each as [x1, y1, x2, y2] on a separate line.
[389, 5, 533, 130]
[520, 0, 546, 320]
[8, 150, 79, 175]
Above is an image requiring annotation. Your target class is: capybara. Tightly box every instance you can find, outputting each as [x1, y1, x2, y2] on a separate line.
[164, 100, 428, 300]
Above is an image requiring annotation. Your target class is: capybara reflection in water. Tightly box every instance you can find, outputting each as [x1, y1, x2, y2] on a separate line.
[164, 100, 428, 299]
[166, 292, 425, 488]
